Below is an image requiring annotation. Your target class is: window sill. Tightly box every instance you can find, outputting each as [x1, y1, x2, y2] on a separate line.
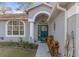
[6, 35, 25, 37]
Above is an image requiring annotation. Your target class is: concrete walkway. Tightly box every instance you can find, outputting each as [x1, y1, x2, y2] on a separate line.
[36, 43, 51, 57]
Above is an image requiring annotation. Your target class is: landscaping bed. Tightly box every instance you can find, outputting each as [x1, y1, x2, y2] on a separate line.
[45, 36, 61, 57]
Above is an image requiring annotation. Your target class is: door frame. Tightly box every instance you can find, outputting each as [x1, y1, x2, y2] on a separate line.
[38, 25, 48, 41]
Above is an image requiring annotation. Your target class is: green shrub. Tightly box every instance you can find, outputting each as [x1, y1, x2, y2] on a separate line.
[0, 38, 38, 49]
[29, 43, 37, 49]
[22, 41, 29, 48]
[17, 37, 24, 47]
[16, 38, 38, 49]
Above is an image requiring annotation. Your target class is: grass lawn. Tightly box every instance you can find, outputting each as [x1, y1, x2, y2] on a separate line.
[0, 47, 37, 57]
[0, 42, 38, 57]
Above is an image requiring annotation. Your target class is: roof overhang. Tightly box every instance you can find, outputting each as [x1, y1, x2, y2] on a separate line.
[0, 13, 27, 21]
[0, 18, 27, 21]
[25, 3, 53, 12]
[47, 2, 69, 21]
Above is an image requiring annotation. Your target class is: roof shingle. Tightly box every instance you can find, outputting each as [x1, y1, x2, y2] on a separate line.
[0, 13, 27, 20]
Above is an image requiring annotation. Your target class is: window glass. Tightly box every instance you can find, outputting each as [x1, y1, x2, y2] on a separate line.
[7, 20, 24, 36]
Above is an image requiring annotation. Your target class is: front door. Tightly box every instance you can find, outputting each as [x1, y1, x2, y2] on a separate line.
[38, 25, 48, 42]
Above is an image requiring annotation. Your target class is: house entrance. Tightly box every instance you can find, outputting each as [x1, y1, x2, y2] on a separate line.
[38, 25, 48, 42]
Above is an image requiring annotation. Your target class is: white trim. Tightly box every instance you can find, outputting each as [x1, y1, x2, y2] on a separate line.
[43, 2, 53, 8]
[0, 18, 27, 19]
[28, 18, 35, 22]
[29, 22, 34, 40]
[57, 4, 66, 11]
[6, 20, 26, 37]
[33, 11, 50, 21]
[47, 3, 57, 21]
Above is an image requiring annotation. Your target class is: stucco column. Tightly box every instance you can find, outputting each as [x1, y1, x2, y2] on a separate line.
[28, 20, 35, 43]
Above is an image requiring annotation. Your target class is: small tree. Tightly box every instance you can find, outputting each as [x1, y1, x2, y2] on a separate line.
[0, 6, 12, 14]
[16, 2, 34, 19]
[16, 2, 33, 12]
[0, 2, 12, 14]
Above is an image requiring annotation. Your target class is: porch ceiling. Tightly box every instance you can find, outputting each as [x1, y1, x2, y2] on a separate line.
[35, 13, 49, 23]
[59, 2, 70, 8]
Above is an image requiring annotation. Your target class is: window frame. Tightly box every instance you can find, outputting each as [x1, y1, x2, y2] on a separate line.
[6, 20, 25, 37]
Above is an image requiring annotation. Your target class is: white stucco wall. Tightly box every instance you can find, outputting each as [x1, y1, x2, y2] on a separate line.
[67, 2, 79, 57]
[67, 15, 76, 37]
[0, 21, 6, 37]
[0, 20, 30, 42]
[48, 17, 54, 36]
[48, 12, 65, 56]
[54, 12, 65, 56]
[65, 2, 79, 57]
[28, 4, 52, 19]
[75, 14, 79, 57]
[67, 15, 76, 56]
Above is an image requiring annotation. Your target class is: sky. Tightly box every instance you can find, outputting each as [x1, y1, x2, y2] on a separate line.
[0, 2, 41, 13]
[5, 2, 19, 10]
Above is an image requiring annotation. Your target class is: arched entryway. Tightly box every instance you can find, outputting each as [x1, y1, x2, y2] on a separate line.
[34, 11, 50, 42]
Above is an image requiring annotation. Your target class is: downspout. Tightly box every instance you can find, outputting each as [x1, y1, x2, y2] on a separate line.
[57, 3, 67, 56]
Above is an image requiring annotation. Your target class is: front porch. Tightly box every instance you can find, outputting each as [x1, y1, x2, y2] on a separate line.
[27, 3, 65, 57]
[27, 3, 67, 57]
[28, 11, 52, 57]
[28, 11, 50, 43]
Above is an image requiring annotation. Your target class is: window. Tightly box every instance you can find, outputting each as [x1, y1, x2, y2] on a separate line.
[7, 20, 25, 36]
